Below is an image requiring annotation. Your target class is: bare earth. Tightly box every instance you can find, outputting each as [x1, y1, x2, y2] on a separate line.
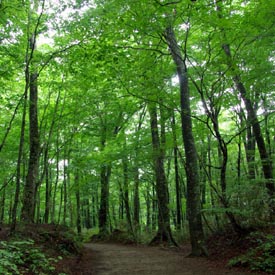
[64, 243, 262, 275]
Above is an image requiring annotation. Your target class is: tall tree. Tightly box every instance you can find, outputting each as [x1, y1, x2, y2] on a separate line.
[148, 102, 176, 246]
[21, 1, 45, 222]
[164, 25, 206, 256]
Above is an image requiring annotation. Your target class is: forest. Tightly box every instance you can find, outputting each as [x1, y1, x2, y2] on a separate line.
[0, 0, 275, 274]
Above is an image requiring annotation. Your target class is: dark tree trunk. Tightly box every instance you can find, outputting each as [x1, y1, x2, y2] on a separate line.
[171, 113, 182, 230]
[44, 151, 50, 223]
[164, 26, 206, 255]
[148, 103, 176, 246]
[122, 156, 133, 235]
[98, 164, 111, 235]
[119, 185, 124, 220]
[0, 186, 6, 224]
[92, 195, 97, 227]
[75, 172, 81, 234]
[63, 157, 67, 225]
[21, 72, 40, 223]
[133, 166, 140, 230]
[58, 183, 63, 224]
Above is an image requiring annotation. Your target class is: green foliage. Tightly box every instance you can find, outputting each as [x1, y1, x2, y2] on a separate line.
[81, 227, 99, 243]
[0, 239, 62, 275]
[228, 232, 275, 273]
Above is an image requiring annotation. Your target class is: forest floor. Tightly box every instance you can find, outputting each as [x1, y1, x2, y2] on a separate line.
[56, 241, 265, 275]
[0, 224, 273, 275]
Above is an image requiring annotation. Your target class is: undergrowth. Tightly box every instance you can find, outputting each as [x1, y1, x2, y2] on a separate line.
[0, 239, 66, 275]
[228, 232, 275, 273]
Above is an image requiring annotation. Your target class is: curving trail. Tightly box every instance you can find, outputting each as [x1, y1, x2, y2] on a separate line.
[68, 242, 261, 275]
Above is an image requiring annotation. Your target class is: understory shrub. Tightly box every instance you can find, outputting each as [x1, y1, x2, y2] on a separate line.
[228, 232, 275, 273]
[0, 239, 64, 275]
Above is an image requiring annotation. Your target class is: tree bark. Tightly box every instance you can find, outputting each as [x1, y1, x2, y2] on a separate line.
[98, 163, 112, 235]
[148, 103, 176, 246]
[122, 156, 133, 235]
[171, 113, 182, 230]
[133, 166, 140, 230]
[75, 171, 81, 234]
[21, 71, 40, 223]
[164, 26, 206, 255]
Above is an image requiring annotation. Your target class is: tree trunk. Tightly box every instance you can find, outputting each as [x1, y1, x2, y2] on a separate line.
[148, 103, 176, 246]
[44, 150, 51, 223]
[75, 171, 81, 234]
[145, 185, 151, 231]
[21, 71, 40, 223]
[11, 88, 27, 232]
[133, 166, 140, 231]
[0, 186, 6, 224]
[51, 135, 60, 223]
[98, 163, 111, 235]
[171, 113, 182, 230]
[122, 156, 133, 235]
[58, 183, 63, 224]
[164, 26, 206, 255]
[63, 157, 67, 225]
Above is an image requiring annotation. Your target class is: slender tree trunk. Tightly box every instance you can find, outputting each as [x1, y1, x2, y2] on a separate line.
[171, 113, 182, 230]
[36, 187, 41, 223]
[92, 195, 97, 227]
[122, 156, 133, 235]
[58, 184, 63, 224]
[44, 151, 50, 223]
[0, 187, 6, 224]
[63, 157, 67, 225]
[133, 166, 140, 231]
[98, 163, 111, 235]
[51, 135, 60, 223]
[21, 71, 40, 223]
[119, 185, 124, 220]
[164, 25, 206, 255]
[133, 107, 145, 233]
[238, 107, 257, 179]
[145, 186, 151, 231]
[11, 89, 27, 232]
[75, 171, 81, 234]
[152, 186, 158, 231]
[148, 103, 176, 246]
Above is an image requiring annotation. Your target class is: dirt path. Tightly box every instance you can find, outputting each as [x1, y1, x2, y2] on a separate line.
[66, 242, 261, 275]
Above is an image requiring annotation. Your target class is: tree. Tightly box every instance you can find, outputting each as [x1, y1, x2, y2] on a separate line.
[148, 102, 176, 246]
[164, 24, 206, 256]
